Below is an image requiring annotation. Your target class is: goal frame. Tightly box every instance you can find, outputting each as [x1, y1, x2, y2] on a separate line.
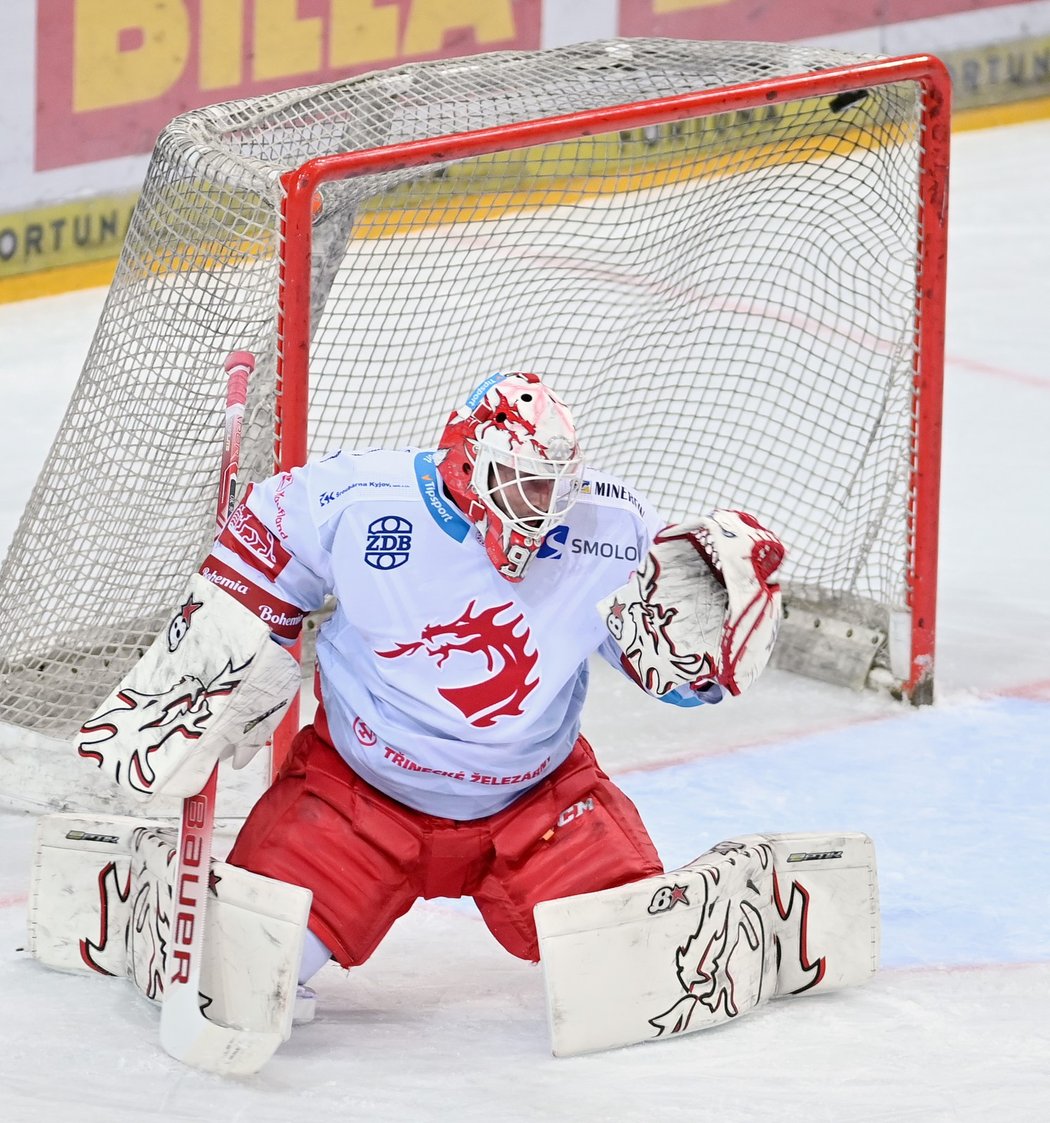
[276, 54, 950, 709]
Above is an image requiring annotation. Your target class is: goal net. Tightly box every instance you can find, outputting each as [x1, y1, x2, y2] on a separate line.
[0, 39, 949, 789]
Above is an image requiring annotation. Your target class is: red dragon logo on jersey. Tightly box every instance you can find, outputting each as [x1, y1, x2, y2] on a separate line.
[376, 601, 538, 727]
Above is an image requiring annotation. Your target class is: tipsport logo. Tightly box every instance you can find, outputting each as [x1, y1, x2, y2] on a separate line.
[413, 452, 470, 541]
[364, 515, 413, 571]
[465, 370, 506, 410]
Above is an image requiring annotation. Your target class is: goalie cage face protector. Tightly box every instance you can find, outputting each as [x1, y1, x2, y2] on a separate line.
[437, 372, 584, 581]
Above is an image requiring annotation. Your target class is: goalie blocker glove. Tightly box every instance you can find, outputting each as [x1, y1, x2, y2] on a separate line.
[597, 509, 784, 702]
[75, 573, 301, 801]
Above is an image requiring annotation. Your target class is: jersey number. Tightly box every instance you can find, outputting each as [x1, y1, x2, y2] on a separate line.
[499, 543, 532, 579]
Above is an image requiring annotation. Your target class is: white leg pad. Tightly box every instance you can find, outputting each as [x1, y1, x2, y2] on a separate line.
[534, 831, 878, 1056]
[29, 814, 143, 976]
[29, 813, 312, 1041]
[747, 831, 880, 996]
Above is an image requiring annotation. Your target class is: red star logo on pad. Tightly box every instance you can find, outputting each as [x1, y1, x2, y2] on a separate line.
[180, 597, 203, 624]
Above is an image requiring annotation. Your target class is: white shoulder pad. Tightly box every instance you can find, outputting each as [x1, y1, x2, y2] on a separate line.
[75, 573, 300, 801]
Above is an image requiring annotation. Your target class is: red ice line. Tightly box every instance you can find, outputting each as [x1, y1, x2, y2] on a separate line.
[0, 680, 1043, 914]
[617, 674, 1050, 777]
[947, 354, 1049, 390]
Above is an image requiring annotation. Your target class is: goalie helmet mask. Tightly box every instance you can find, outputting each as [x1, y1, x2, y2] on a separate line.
[437, 372, 584, 581]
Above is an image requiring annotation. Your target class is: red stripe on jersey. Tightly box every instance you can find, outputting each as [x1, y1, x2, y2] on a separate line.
[198, 556, 305, 641]
[217, 495, 293, 581]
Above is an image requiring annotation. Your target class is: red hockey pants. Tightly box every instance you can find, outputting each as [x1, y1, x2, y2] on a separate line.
[227, 722, 662, 966]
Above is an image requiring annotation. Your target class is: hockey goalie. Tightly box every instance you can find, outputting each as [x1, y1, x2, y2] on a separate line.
[30, 371, 878, 1071]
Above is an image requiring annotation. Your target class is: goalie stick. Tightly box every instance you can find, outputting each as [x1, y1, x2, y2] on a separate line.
[158, 351, 286, 1075]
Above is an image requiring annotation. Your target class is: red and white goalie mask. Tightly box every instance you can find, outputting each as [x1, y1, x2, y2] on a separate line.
[437, 372, 584, 581]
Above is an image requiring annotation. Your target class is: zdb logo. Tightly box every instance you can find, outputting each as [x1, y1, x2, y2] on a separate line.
[365, 515, 413, 570]
[647, 884, 690, 914]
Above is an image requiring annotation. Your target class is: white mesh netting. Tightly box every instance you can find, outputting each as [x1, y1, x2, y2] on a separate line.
[0, 39, 936, 737]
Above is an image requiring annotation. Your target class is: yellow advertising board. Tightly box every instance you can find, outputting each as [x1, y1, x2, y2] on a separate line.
[5, 2, 1048, 302]
[0, 193, 137, 297]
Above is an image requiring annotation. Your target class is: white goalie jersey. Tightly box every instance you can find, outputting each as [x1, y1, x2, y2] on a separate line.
[202, 448, 721, 819]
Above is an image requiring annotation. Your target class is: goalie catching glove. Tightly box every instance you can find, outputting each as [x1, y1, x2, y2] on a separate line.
[597, 509, 784, 701]
[75, 573, 300, 801]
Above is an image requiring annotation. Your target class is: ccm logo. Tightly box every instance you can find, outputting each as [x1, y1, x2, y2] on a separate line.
[556, 798, 594, 827]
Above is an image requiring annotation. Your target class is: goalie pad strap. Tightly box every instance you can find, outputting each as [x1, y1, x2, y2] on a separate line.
[75, 573, 301, 801]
